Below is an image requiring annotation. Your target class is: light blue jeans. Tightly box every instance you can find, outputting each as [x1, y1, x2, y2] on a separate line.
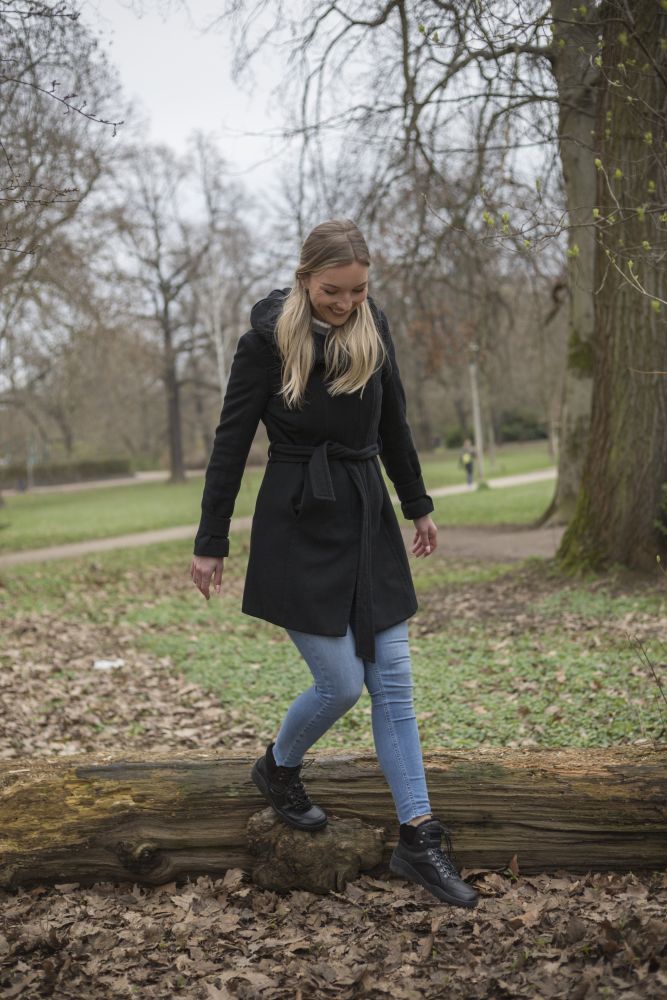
[272, 620, 432, 825]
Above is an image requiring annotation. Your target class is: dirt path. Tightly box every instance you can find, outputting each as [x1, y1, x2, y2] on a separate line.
[402, 521, 566, 561]
[0, 469, 559, 568]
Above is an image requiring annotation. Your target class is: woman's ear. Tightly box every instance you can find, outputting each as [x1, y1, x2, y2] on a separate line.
[299, 274, 310, 290]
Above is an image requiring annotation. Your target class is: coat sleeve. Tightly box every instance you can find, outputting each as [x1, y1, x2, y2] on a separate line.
[377, 310, 434, 521]
[193, 331, 270, 557]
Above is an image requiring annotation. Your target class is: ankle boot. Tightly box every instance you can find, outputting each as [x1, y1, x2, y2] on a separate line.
[390, 816, 479, 908]
[251, 741, 327, 831]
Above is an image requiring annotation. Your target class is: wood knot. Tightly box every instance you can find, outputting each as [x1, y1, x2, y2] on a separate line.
[115, 840, 162, 874]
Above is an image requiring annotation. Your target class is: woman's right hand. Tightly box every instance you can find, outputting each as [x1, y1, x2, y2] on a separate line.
[190, 555, 224, 600]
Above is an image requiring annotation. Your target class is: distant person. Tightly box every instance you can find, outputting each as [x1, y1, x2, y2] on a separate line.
[190, 219, 477, 908]
[459, 438, 476, 488]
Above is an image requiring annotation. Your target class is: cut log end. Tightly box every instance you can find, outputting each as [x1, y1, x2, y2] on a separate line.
[247, 809, 386, 894]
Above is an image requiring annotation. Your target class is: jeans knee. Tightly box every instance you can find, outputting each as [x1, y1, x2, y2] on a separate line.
[322, 680, 363, 714]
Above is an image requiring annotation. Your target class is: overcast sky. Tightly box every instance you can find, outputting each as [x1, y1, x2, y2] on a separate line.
[80, 0, 287, 192]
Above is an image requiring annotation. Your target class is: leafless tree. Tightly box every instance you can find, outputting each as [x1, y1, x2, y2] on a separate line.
[211, 0, 666, 570]
[0, 1, 124, 257]
[101, 136, 261, 481]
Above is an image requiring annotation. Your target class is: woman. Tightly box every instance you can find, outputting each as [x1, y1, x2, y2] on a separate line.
[190, 219, 478, 909]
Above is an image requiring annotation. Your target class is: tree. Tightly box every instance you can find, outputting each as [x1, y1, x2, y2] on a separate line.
[0, 1, 123, 258]
[213, 0, 667, 571]
[0, 0, 125, 497]
[557, 0, 667, 570]
[104, 136, 255, 481]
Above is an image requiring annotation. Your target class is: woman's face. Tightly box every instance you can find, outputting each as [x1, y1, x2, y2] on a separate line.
[301, 261, 369, 327]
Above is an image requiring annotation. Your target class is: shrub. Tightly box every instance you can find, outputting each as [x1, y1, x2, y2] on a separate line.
[0, 458, 133, 489]
[498, 410, 548, 443]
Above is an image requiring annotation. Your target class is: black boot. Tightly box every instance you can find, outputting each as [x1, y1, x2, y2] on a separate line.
[390, 816, 479, 908]
[251, 741, 328, 831]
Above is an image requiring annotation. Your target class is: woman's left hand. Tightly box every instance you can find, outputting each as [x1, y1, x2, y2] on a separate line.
[411, 514, 438, 558]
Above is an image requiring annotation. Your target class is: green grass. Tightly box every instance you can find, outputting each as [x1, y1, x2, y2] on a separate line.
[0, 471, 263, 553]
[0, 442, 554, 553]
[431, 479, 554, 525]
[422, 440, 554, 486]
[2, 531, 664, 749]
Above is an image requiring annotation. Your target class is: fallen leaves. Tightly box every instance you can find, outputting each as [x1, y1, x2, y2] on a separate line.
[1, 555, 666, 996]
[1, 852, 665, 998]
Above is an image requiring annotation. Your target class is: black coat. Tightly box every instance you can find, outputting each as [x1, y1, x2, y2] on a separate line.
[194, 289, 434, 662]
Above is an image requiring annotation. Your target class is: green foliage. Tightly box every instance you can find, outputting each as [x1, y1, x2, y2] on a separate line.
[444, 427, 472, 448]
[0, 458, 133, 490]
[498, 409, 548, 443]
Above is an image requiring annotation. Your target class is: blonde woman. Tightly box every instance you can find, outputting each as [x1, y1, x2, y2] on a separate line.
[190, 219, 478, 908]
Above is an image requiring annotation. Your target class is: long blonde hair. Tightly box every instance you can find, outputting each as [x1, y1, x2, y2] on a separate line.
[275, 219, 387, 409]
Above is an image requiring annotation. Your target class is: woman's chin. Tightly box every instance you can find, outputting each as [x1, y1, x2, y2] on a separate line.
[328, 310, 353, 325]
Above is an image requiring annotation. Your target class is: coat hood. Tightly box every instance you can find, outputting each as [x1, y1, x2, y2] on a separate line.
[250, 288, 290, 338]
[249, 287, 384, 340]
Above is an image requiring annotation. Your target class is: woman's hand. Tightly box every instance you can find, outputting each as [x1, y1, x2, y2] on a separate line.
[411, 514, 437, 558]
[190, 555, 224, 600]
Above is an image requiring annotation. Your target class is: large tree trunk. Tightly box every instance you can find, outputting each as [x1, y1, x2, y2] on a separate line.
[1, 745, 665, 890]
[541, 1, 601, 525]
[558, 0, 667, 571]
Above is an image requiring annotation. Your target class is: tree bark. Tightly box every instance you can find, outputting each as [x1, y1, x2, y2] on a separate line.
[558, 0, 667, 570]
[163, 321, 186, 483]
[543, 1, 601, 525]
[1, 745, 665, 890]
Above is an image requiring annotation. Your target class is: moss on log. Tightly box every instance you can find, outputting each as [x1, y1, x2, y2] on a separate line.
[1, 745, 665, 889]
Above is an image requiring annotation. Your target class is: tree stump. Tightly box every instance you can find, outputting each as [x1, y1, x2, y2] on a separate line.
[246, 810, 385, 893]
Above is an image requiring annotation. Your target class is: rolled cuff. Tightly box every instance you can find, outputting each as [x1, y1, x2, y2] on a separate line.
[393, 475, 434, 520]
[198, 512, 231, 536]
[193, 533, 230, 558]
[401, 494, 435, 520]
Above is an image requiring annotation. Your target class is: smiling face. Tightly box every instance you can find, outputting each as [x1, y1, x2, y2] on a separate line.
[300, 261, 369, 327]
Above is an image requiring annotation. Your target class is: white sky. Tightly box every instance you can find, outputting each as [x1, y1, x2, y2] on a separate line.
[80, 0, 287, 193]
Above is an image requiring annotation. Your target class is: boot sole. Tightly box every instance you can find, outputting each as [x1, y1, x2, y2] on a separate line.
[389, 852, 478, 908]
[251, 761, 328, 831]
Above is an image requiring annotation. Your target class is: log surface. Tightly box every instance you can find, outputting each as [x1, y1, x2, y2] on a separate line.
[1, 745, 665, 888]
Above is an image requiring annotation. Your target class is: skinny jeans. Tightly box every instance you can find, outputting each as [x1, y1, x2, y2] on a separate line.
[272, 620, 432, 825]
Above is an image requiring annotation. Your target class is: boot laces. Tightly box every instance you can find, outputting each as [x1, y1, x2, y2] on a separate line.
[421, 821, 459, 880]
[275, 757, 315, 812]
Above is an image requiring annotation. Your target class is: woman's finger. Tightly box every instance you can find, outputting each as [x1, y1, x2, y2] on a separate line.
[214, 560, 223, 593]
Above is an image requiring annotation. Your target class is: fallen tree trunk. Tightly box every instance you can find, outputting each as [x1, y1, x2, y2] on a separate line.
[1, 745, 665, 889]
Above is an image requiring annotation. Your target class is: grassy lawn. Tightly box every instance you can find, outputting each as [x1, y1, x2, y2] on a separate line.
[0, 442, 554, 553]
[431, 479, 554, 525]
[421, 439, 554, 485]
[3, 522, 664, 751]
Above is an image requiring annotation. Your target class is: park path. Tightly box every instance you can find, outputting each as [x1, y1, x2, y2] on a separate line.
[0, 468, 558, 568]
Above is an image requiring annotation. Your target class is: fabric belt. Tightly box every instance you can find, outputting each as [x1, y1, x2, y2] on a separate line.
[268, 439, 381, 662]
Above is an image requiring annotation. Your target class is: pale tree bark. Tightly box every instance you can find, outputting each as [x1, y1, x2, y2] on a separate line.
[541, 0, 600, 524]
